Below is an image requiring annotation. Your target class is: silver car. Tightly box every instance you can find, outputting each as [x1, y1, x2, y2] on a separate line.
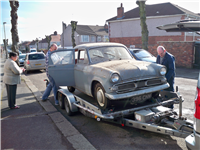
[47, 43, 169, 110]
[19, 54, 26, 66]
[24, 52, 46, 73]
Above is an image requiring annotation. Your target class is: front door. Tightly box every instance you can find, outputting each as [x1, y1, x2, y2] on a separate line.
[48, 49, 75, 88]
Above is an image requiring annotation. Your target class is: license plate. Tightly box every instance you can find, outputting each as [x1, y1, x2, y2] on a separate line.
[130, 93, 152, 105]
[35, 64, 41, 66]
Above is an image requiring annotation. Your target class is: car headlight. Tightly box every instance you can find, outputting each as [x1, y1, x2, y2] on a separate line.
[160, 67, 166, 76]
[111, 73, 120, 83]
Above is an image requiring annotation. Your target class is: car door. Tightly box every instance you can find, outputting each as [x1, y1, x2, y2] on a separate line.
[48, 49, 75, 88]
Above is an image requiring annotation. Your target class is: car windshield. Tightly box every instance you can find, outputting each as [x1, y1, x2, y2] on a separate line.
[28, 54, 44, 60]
[19, 55, 26, 59]
[132, 50, 153, 58]
[89, 46, 132, 63]
[30, 50, 36, 52]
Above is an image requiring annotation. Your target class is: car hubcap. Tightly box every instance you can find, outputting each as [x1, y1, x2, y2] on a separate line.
[97, 88, 105, 107]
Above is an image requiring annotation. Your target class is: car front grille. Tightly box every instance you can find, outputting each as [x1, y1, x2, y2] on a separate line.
[116, 78, 163, 94]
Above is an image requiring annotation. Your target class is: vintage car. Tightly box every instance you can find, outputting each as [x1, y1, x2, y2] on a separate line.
[47, 42, 169, 110]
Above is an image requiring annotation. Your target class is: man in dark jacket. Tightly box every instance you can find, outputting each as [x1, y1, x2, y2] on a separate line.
[156, 46, 175, 92]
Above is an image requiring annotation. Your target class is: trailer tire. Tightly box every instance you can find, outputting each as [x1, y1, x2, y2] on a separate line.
[64, 97, 74, 116]
[58, 92, 65, 109]
[68, 86, 75, 93]
[94, 83, 110, 110]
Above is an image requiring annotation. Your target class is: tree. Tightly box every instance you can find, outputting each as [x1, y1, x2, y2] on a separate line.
[36, 38, 39, 51]
[71, 21, 77, 48]
[136, 0, 149, 50]
[9, 0, 20, 54]
[45, 35, 51, 50]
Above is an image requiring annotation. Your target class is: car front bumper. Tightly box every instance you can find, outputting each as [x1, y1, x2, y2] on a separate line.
[105, 83, 169, 100]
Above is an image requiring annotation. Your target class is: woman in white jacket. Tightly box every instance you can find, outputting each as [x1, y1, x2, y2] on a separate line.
[3, 52, 25, 109]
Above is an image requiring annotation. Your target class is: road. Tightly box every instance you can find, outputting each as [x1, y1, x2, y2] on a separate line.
[23, 68, 199, 150]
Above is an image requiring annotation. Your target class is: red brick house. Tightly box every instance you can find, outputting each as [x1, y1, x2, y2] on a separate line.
[106, 2, 200, 68]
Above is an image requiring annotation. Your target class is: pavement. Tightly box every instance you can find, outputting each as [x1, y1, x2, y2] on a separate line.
[0, 55, 96, 149]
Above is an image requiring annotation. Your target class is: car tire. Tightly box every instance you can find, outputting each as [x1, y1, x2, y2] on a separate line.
[64, 97, 74, 116]
[58, 92, 65, 109]
[94, 83, 110, 110]
[68, 86, 75, 93]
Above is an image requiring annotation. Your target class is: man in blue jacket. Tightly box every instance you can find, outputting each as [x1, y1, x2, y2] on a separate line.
[156, 46, 176, 92]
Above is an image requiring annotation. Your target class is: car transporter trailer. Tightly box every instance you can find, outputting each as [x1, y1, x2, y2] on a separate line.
[56, 86, 194, 140]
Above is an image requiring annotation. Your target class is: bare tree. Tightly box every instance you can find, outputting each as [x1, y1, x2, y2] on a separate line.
[71, 21, 77, 48]
[9, 0, 20, 54]
[136, 0, 149, 50]
[46, 35, 51, 50]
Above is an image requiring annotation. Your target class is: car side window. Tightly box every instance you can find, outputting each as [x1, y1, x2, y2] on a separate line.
[51, 51, 74, 65]
[78, 50, 88, 64]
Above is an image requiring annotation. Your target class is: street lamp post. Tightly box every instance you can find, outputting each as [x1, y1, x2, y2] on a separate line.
[3, 22, 8, 59]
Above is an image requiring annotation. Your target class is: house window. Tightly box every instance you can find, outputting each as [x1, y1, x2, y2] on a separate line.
[91, 36, 95, 42]
[103, 35, 109, 42]
[97, 36, 101, 42]
[81, 35, 89, 42]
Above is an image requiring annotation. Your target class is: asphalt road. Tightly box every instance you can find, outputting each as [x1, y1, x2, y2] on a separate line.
[23, 67, 199, 150]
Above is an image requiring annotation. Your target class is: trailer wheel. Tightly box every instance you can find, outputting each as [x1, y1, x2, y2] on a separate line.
[68, 86, 75, 93]
[64, 97, 74, 116]
[94, 83, 110, 110]
[58, 92, 65, 109]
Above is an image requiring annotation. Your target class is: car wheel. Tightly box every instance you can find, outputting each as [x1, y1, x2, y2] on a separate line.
[64, 97, 74, 116]
[68, 86, 75, 93]
[94, 83, 110, 110]
[58, 92, 65, 109]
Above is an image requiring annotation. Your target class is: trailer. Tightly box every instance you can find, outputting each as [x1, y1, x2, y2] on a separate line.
[56, 86, 194, 139]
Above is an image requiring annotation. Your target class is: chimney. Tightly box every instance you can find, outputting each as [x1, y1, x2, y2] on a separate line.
[54, 31, 57, 35]
[117, 3, 124, 19]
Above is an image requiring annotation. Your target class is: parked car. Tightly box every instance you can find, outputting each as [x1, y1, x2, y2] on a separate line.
[129, 48, 156, 63]
[47, 42, 169, 110]
[18, 50, 22, 54]
[24, 52, 46, 73]
[157, 19, 200, 150]
[30, 49, 37, 53]
[18, 53, 26, 66]
[7, 49, 11, 54]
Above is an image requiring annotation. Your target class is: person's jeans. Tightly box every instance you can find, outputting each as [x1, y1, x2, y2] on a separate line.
[42, 75, 58, 104]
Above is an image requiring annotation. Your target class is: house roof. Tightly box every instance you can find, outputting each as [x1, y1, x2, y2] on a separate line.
[29, 40, 37, 45]
[107, 2, 200, 22]
[21, 41, 31, 46]
[76, 25, 108, 36]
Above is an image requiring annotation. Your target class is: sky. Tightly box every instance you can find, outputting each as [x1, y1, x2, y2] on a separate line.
[0, 0, 200, 45]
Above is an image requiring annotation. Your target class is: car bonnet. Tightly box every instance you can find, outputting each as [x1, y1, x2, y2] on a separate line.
[93, 60, 161, 80]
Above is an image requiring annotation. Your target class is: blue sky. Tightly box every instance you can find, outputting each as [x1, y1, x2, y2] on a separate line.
[1, 0, 200, 45]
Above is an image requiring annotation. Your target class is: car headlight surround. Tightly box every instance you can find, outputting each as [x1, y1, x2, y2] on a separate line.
[160, 67, 167, 76]
[111, 73, 120, 83]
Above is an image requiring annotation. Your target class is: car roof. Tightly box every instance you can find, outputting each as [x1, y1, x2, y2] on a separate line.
[74, 42, 126, 50]
[27, 52, 44, 55]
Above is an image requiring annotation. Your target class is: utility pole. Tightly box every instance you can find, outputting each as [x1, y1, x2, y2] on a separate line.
[3, 22, 8, 59]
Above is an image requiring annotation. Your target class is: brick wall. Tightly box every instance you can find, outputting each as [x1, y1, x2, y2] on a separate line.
[148, 42, 194, 68]
[110, 37, 195, 68]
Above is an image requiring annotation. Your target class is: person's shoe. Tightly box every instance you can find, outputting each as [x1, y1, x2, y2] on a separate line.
[10, 105, 20, 109]
[42, 98, 49, 102]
